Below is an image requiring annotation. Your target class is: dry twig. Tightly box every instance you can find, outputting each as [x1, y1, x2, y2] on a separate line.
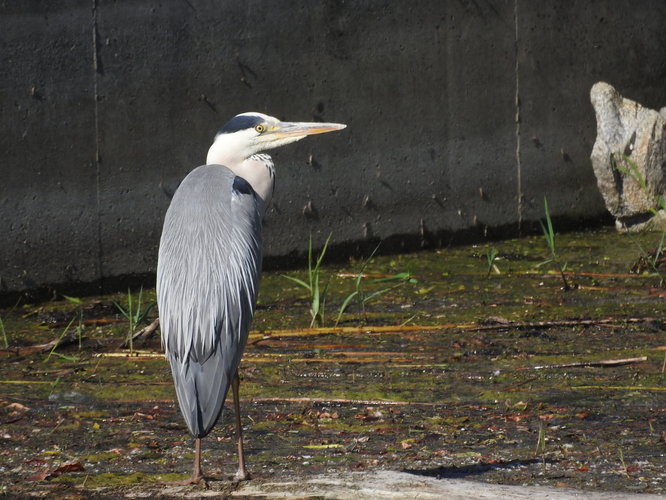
[118, 318, 160, 349]
[249, 316, 666, 342]
[529, 356, 648, 370]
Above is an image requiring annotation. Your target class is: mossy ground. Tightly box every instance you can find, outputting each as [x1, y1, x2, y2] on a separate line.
[1, 228, 664, 497]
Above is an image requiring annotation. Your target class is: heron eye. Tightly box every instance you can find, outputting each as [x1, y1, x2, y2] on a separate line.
[255, 124, 266, 133]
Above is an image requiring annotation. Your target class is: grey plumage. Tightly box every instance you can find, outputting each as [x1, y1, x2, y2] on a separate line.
[157, 165, 262, 438]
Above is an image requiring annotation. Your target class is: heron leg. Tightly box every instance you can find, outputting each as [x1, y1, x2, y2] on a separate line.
[191, 437, 204, 482]
[232, 371, 250, 481]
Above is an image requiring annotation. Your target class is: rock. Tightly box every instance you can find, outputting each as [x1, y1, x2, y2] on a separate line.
[590, 82, 666, 231]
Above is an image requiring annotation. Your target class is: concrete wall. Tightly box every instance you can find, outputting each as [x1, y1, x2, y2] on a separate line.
[2, 1, 666, 300]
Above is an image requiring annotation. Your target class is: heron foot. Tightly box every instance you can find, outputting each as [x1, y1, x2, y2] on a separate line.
[233, 469, 251, 482]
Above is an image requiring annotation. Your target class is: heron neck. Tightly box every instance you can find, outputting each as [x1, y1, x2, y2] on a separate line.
[206, 140, 274, 210]
[227, 155, 274, 210]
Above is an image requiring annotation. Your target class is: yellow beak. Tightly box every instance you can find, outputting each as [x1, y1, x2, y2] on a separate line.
[270, 121, 347, 138]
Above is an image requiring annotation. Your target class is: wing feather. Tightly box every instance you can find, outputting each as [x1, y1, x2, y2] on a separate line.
[157, 165, 262, 438]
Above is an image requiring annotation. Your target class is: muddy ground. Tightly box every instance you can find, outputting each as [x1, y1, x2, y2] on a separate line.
[0, 228, 664, 498]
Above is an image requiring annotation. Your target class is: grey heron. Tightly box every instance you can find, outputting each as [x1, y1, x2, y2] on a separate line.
[157, 112, 346, 483]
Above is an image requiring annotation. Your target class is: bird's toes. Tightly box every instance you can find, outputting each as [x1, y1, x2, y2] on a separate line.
[233, 470, 251, 482]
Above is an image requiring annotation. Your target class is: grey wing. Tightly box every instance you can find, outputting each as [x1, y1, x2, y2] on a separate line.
[156, 165, 263, 438]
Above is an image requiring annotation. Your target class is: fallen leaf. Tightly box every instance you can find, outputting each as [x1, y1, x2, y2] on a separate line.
[6, 402, 29, 412]
[27, 461, 84, 481]
[24, 458, 48, 466]
[316, 412, 339, 419]
[51, 461, 85, 476]
[133, 412, 154, 420]
[26, 470, 50, 482]
[400, 439, 414, 449]
[355, 409, 384, 421]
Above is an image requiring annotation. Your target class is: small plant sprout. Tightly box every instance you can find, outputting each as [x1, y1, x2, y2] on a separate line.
[535, 423, 548, 471]
[114, 287, 156, 352]
[618, 448, 631, 479]
[0, 315, 7, 349]
[48, 376, 61, 399]
[631, 233, 666, 287]
[485, 247, 500, 277]
[537, 197, 571, 290]
[335, 244, 416, 325]
[612, 153, 666, 214]
[535, 423, 546, 455]
[335, 244, 382, 325]
[63, 295, 84, 349]
[613, 153, 666, 286]
[283, 233, 332, 327]
[45, 317, 78, 362]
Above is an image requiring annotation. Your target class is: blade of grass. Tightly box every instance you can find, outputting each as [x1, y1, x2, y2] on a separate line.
[0, 316, 7, 348]
[539, 197, 570, 290]
[45, 317, 76, 362]
[283, 233, 332, 327]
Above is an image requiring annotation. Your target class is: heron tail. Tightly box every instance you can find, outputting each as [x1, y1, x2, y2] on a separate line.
[168, 349, 235, 438]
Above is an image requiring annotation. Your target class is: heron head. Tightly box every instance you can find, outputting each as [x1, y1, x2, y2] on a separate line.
[207, 112, 346, 164]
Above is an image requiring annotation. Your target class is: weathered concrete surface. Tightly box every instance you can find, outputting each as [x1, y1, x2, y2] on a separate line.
[590, 82, 666, 231]
[1, 2, 98, 293]
[127, 470, 666, 498]
[2, 1, 666, 298]
[230, 471, 666, 499]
